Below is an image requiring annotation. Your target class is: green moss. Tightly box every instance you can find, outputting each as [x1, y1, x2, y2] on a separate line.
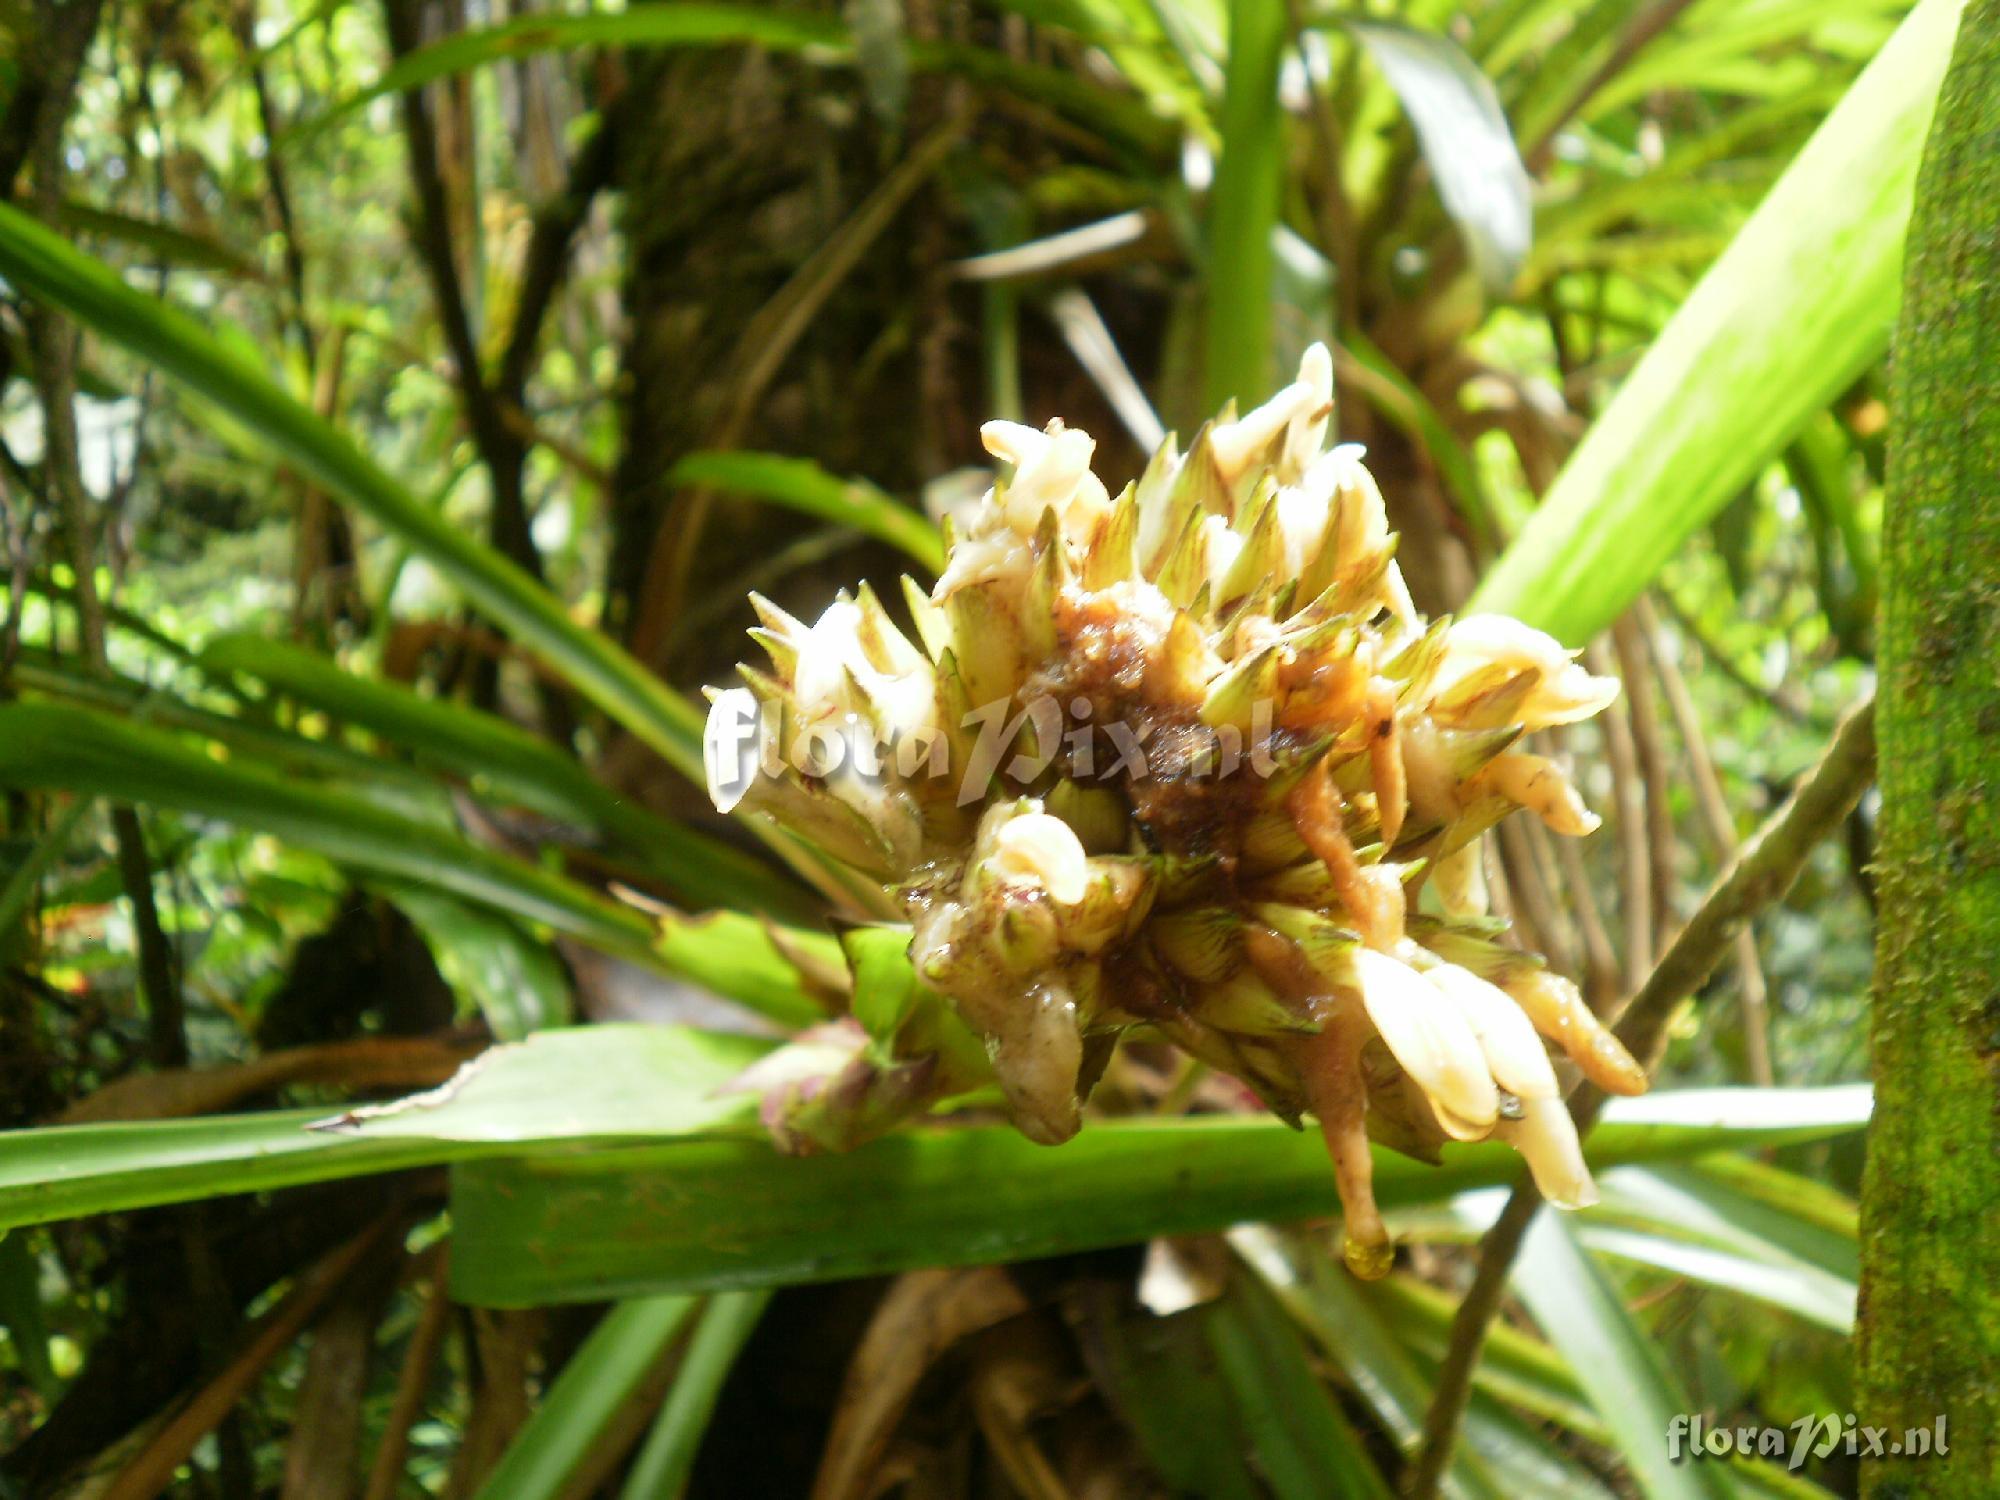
[1856, 5, 2000, 1494]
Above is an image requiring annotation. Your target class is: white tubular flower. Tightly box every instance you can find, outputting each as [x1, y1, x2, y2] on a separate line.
[1431, 839, 1489, 917]
[1199, 514, 1246, 596]
[792, 599, 937, 744]
[792, 599, 869, 714]
[1423, 963, 1557, 1101]
[1278, 341, 1335, 482]
[978, 420, 1049, 468]
[1211, 344, 1334, 485]
[1320, 444, 1387, 559]
[989, 810, 1091, 905]
[1273, 484, 1332, 582]
[1475, 752, 1601, 836]
[1305, 443, 1418, 632]
[932, 528, 1032, 600]
[1501, 968, 1649, 1096]
[1352, 948, 1498, 1137]
[983, 419, 1110, 545]
[1383, 561, 1420, 638]
[1497, 1094, 1598, 1208]
[1433, 614, 1620, 726]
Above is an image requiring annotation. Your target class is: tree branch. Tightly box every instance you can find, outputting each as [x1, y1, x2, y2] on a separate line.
[627, 112, 969, 663]
[382, 0, 616, 742]
[382, 0, 539, 582]
[1614, 694, 1874, 1070]
[0, 0, 107, 199]
[1584, 639, 1653, 985]
[22, 49, 187, 1073]
[1524, 0, 1703, 172]
[1637, 593, 1772, 1085]
[1654, 585, 1823, 725]
[235, 0, 315, 367]
[495, 108, 620, 407]
[1858, 15, 2000, 1467]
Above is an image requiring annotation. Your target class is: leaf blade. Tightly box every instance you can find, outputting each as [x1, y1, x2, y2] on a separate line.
[473, 1296, 699, 1500]
[0, 1025, 770, 1232]
[390, 886, 575, 1041]
[442, 1085, 1871, 1305]
[1204, 0, 1290, 412]
[1336, 18, 1533, 294]
[1512, 1211, 1736, 1500]
[199, 633, 802, 916]
[0, 202, 704, 777]
[1471, 0, 1964, 644]
[0, 701, 654, 956]
[667, 451, 943, 573]
[618, 1289, 772, 1500]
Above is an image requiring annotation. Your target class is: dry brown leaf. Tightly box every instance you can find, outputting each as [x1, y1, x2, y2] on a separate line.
[811, 1267, 1031, 1500]
[57, 1035, 481, 1124]
[282, 1232, 404, 1500]
[99, 1215, 399, 1500]
[363, 1249, 454, 1500]
[967, 1317, 1082, 1500]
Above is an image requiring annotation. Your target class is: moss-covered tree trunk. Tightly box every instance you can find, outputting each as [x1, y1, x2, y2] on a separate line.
[1857, 5, 2000, 1493]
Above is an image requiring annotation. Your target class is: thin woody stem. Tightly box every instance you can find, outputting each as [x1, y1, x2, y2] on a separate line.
[1635, 593, 1772, 1083]
[1612, 694, 1874, 1067]
[1403, 694, 1876, 1500]
[1400, 1185, 1542, 1499]
[1585, 638, 1654, 985]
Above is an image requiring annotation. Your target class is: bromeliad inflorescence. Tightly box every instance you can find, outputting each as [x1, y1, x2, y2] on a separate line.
[703, 346, 1645, 1277]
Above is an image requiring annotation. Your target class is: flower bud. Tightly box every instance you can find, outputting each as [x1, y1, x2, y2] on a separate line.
[1210, 344, 1334, 486]
[990, 812, 1090, 905]
[1497, 1094, 1598, 1209]
[1434, 614, 1619, 728]
[1351, 949, 1498, 1137]
[1473, 752, 1601, 836]
[1423, 962, 1558, 1102]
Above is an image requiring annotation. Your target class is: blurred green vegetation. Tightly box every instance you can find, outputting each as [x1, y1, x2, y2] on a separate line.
[0, 0, 1939, 1494]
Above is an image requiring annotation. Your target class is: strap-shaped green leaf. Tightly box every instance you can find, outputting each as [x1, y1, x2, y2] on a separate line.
[1473, 0, 1964, 644]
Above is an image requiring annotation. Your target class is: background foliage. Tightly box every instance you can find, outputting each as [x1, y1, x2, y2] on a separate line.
[0, 0, 1939, 1494]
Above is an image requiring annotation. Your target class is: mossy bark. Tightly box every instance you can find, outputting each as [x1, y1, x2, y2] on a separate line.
[1856, 5, 2000, 1494]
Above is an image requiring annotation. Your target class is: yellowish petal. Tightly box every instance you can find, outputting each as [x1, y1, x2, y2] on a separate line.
[1475, 752, 1601, 836]
[1211, 377, 1318, 483]
[1432, 839, 1489, 917]
[1278, 341, 1334, 481]
[1352, 949, 1498, 1132]
[1497, 1095, 1598, 1209]
[1502, 969, 1650, 1096]
[1434, 614, 1618, 725]
[1424, 963, 1558, 1101]
[991, 811, 1090, 904]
